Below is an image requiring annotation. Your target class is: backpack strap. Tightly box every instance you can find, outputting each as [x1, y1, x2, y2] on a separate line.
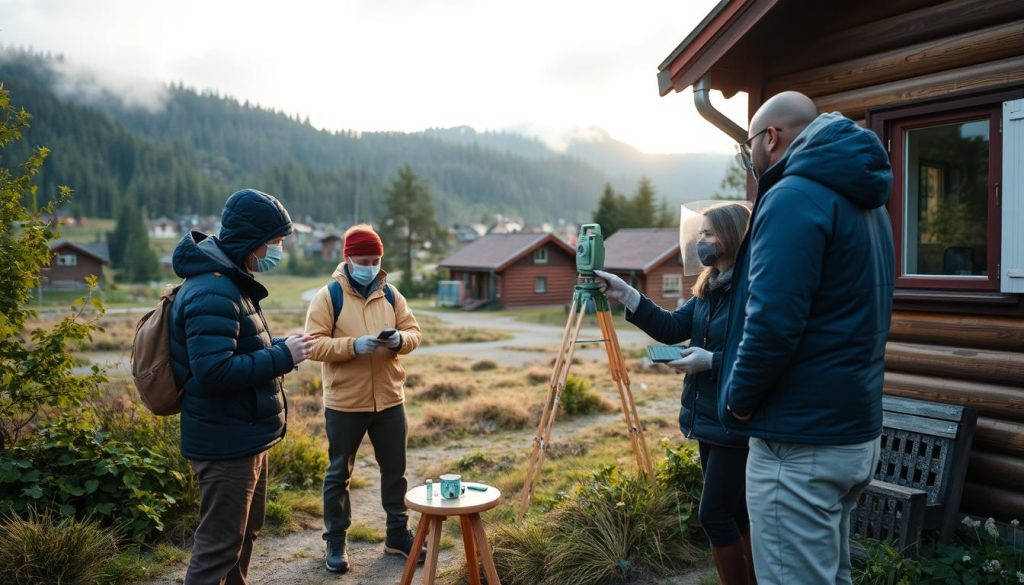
[327, 280, 396, 337]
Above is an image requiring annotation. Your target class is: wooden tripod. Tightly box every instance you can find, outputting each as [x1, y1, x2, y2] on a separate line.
[517, 281, 653, 521]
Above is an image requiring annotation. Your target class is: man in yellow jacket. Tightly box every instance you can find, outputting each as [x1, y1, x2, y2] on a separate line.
[303, 224, 423, 574]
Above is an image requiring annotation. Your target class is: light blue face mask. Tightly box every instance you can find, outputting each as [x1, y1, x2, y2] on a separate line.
[254, 243, 283, 272]
[349, 261, 380, 285]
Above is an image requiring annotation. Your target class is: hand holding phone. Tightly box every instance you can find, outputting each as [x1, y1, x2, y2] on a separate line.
[377, 328, 397, 340]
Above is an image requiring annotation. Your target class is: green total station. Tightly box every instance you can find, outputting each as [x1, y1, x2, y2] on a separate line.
[575, 223, 605, 276]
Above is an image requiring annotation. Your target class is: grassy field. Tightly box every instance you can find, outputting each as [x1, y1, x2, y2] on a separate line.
[55, 217, 115, 243]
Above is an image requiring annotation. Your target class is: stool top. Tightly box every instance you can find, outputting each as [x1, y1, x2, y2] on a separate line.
[405, 482, 501, 515]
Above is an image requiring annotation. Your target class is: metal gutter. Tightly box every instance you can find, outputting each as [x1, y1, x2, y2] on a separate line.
[693, 74, 747, 144]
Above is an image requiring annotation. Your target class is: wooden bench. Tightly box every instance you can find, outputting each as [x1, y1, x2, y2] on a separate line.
[851, 395, 977, 551]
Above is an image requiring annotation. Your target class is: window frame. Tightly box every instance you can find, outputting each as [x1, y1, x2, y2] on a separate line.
[534, 276, 547, 294]
[662, 273, 683, 298]
[57, 253, 77, 266]
[871, 98, 1003, 291]
[533, 246, 548, 264]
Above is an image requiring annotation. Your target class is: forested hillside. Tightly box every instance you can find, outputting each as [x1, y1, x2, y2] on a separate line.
[0, 49, 728, 225]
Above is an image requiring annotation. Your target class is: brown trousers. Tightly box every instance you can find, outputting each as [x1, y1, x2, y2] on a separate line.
[185, 451, 268, 585]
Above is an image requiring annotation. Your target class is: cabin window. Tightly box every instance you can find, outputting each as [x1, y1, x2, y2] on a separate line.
[57, 253, 77, 266]
[534, 277, 547, 294]
[879, 103, 1002, 291]
[662, 274, 682, 298]
[533, 247, 548, 264]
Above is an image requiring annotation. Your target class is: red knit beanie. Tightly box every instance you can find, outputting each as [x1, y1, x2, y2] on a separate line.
[343, 224, 384, 257]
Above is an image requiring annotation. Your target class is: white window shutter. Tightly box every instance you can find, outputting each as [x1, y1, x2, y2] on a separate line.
[1002, 98, 1024, 293]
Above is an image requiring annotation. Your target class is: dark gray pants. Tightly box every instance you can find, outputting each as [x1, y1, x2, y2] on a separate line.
[323, 403, 409, 542]
[185, 451, 268, 585]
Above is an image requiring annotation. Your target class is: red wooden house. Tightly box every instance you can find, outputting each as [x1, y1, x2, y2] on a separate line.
[603, 228, 692, 310]
[438, 233, 576, 309]
[40, 240, 110, 290]
[658, 0, 1024, 522]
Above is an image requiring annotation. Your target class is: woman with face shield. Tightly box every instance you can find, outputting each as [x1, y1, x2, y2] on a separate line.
[594, 202, 754, 585]
[302, 224, 425, 574]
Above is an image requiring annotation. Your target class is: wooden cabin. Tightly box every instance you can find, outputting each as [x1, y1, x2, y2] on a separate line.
[41, 240, 110, 289]
[658, 0, 1024, 522]
[603, 228, 693, 310]
[438, 233, 577, 309]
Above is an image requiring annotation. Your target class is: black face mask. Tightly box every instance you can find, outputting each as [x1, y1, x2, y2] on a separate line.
[697, 241, 720, 267]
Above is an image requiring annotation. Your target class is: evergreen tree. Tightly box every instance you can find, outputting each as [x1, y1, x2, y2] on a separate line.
[592, 183, 626, 237]
[630, 176, 658, 227]
[0, 85, 104, 449]
[377, 165, 448, 293]
[108, 203, 158, 282]
[657, 195, 676, 228]
[714, 156, 747, 200]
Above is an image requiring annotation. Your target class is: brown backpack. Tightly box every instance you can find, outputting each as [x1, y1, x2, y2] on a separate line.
[131, 281, 186, 415]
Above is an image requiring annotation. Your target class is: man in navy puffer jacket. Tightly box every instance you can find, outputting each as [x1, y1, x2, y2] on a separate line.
[718, 92, 894, 585]
[170, 188, 315, 584]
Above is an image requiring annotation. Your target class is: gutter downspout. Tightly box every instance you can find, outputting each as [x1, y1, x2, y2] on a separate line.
[693, 75, 747, 144]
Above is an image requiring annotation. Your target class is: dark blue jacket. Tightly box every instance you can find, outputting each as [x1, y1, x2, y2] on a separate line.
[169, 189, 295, 460]
[628, 284, 746, 447]
[718, 113, 895, 445]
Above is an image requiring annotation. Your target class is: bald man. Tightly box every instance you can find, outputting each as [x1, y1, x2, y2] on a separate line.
[717, 92, 895, 585]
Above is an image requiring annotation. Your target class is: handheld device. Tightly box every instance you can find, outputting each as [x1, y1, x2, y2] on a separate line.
[377, 328, 397, 340]
[646, 345, 687, 363]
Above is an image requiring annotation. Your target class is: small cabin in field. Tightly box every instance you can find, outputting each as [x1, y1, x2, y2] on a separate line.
[438, 233, 577, 309]
[603, 228, 692, 310]
[659, 0, 1024, 522]
[41, 240, 110, 289]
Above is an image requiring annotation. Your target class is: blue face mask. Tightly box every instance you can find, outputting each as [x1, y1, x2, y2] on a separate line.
[254, 243, 283, 272]
[349, 261, 380, 285]
[696, 241, 720, 267]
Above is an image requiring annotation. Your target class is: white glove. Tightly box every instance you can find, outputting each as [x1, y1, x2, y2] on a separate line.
[379, 330, 401, 350]
[669, 347, 713, 375]
[353, 335, 380, 355]
[593, 269, 641, 312]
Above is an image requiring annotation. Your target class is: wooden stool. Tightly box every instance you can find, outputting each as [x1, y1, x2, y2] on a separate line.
[398, 482, 502, 585]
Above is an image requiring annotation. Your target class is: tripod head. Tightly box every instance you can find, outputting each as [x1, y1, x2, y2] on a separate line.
[576, 224, 605, 277]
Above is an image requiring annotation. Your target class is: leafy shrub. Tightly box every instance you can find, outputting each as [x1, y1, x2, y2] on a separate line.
[0, 417, 187, 542]
[268, 425, 327, 490]
[455, 452, 489, 472]
[0, 509, 119, 585]
[418, 381, 473, 401]
[492, 520, 555, 585]
[852, 538, 919, 585]
[560, 376, 613, 417]
[471, 359, 499, 371]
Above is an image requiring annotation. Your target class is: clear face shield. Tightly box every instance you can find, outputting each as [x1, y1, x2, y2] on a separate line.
[679, 200, 753, 276]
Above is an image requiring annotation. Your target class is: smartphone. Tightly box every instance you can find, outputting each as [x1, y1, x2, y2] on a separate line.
[646, 345, 687, 363]
[377, 328, 397, 340]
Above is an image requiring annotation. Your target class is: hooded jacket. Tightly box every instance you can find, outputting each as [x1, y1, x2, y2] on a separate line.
[627, 278, 746, 447]
[169, 189, 295, 460]
[718, 113, 895, 445]
[304, 264, 421, 412]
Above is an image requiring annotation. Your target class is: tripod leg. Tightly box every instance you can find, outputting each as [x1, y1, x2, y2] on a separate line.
[518, 294, 588, 521]
[596, 310, 654, 479]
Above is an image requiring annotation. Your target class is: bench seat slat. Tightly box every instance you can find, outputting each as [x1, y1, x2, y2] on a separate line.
[883, 411, 959, 439]
[883, 396, 965, 422]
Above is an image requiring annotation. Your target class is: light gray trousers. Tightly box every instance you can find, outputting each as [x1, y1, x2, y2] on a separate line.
[746, 436, 881, 585]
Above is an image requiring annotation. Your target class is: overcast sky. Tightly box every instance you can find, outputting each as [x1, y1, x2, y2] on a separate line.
[1, 0, 749, 154]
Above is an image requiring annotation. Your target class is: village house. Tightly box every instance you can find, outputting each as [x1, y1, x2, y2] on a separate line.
[658, 0, 1024, 524]
[40, 240, 110, 289]
[602, 228, 690, 310]
[438, 232, 576, 309]
[147, 216, 180, 239]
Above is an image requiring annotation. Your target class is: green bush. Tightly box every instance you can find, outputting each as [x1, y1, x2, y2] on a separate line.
[0, 509, 119, 585]
[852, 538, 919, 585]
[560, 376, 609, 417]
[268, 426, 327, 490]
[0, 417, 186, 542]
[491, 459, 703, 585]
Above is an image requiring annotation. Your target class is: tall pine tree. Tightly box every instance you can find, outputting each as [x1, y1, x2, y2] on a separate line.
[377, 165, 448, 293]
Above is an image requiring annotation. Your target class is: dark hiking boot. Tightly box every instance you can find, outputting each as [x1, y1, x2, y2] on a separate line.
[325, 539, 349, 573]
[384, 530, 427, 564]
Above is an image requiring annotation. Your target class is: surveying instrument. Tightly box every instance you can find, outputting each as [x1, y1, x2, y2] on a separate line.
[517, 224, 653, 521]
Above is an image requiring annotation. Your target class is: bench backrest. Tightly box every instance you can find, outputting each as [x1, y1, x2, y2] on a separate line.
[876, 395, 977, 539]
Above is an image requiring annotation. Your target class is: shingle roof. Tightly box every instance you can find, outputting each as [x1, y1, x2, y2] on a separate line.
[602, 228, 680, 273]
[439, 233, 573, 271]
[50, 239, 111, 264]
